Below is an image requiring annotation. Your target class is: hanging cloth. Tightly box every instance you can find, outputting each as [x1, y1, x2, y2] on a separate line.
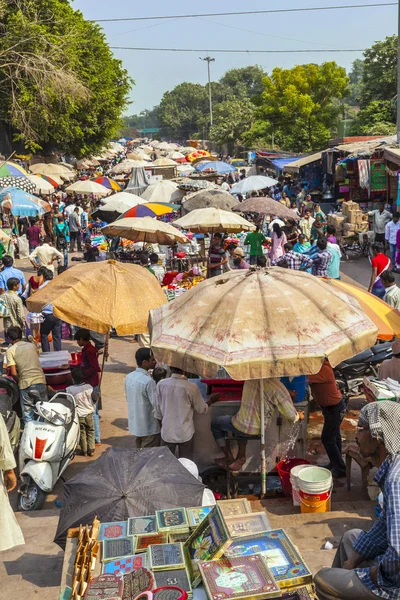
[358, 159, 371, 198]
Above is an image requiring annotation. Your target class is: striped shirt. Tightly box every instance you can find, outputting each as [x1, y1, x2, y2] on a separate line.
[232, 378, 299, 435]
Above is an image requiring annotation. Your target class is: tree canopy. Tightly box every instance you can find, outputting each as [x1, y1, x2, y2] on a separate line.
[0, 0, 131, 156]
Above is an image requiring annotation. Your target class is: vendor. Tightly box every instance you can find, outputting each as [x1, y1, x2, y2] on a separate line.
[378, 340, 400, 383]
[211, 378, 301, 471]
[208, 233, 228, 278]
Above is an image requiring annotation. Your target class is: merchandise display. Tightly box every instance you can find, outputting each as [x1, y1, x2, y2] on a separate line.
[101, 554, 148, 576]
[186, 507, 214, 529]
[217, 500, 252, 518]
[128, 516, 157, 536]
[135, 533, 169, 553]
[148, 543, 186, 571]
[99, 522, 128, 541]
[156, 509, 190, 534]
[223, 513, 272, 538]
[103, 537, 135, 562]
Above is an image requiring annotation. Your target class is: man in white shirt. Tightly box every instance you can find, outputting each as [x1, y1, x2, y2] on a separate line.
[125, 348, 160, 449]
[29, 236, 63, 273]
[385, 211, 400, 270]
[381, 270, 400, 309]
[149, 253, 165, 284]
[299, 209, 315, 241]
[368, 202, 392, 244]
[154, 368, 219, 460]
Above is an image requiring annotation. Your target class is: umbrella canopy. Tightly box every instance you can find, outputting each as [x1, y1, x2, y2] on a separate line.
[230, 175, 278, 195]
[120, 202, 178, 219]
[158, 142, 173, 151]
[0, 176, 36, 193]
[177, 180, 217, 191]
[65, 180, 109, 197]
[0, 161, 28, 178]
[195, 161, 236, 174]
[0, 187, 45, 217]
[27, 175, 55, 195]
[167, 151, 186, 162]
[127, 152, 152, 161]
[149, 268, 378, 380]
[324, 279, 400, 341]
[174, 207, 255, 234]
[29, 163, 75, 180]
[102, 217, 188, 245]
[111, 160, 145, 174]
[233, 196, 298, 220]
[91, 195, 144, 224]
[27, 260, 167, 335]
[141, 180, 183, 204]
[176, 164, 195, 174]
[181, 189, 238, 214]
[35, 173, 62, 187]
[153, 157, 177, 167]
[54, 447, 205, 548]
[91, 176, 121, 191]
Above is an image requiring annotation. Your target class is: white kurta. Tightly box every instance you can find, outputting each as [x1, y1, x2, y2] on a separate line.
[0, 414, 24, 552]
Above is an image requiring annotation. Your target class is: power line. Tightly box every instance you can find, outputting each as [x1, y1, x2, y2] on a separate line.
[110, 46, 365, 53]
[94, 2, 395, 23]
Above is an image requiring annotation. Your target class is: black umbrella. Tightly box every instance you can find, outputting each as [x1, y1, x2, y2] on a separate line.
[0, 176, 36, 194]
[54, 447, 205, 548]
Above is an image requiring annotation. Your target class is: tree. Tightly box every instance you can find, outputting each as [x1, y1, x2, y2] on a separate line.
[347, 58, 364, 106]
[210, 99, 256, 154]
[246, 62, 349, 152]
[219, 66, 266, 100]
[350, 100, 396, 136]
[360, 35, 397, 107]
[0, 0, 131, 156]
[157, 83, 208, 139]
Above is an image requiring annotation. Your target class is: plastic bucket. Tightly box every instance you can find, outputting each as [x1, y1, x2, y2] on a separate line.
[290, 464, 313, 507]
[298, 467, 332, 513]
[277, 458, 311, 497]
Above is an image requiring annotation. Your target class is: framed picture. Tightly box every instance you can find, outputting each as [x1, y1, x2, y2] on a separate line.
[217, 499, 252, 518]
[122, 567, 154, 600]
[148, 543, 186, 571]
[134, 533, 168, 553]
[169, 532, 190, 544]
[184, 505, 231, 588]
[128, 516, 157, 536]
[99, 521, 128, 541]
[101, 554, 148, 576]
[223, 512, 272, 538]
[102, 536, 135, 562]
[186, 506, 214, 529]
[153, 568, 192, 596]
[199, 555, 280, 600]
[156, 508, 189, 533]
[224, 529, 312, 589]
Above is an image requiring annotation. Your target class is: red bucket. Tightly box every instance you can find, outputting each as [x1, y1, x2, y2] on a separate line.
[277, 458, 311, 496]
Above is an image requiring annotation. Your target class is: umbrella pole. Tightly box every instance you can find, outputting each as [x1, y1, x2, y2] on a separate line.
[260, 378, 267, 498]
[99, 331, 110, 393]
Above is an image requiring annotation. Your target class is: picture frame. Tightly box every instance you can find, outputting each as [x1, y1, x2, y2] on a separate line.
[99, 521, 128, 542]
[153, 568, 193, 597]
[156, 508, 190, 534]
[223, 512, 272, 538]
[134, 532, 169, 553]
[169, 532, 190, 544]
[101, 553, 148, 576]
[128, 516, 157, 536]
[148, 542, 186, 571]
[186, 506, 214, 529]
[217, 499, 252, 518]
[102, 536, 135, 562]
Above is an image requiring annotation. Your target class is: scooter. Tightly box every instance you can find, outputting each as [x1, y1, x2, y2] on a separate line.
[0, 375, 21, 452]
[335, 341, 393, 404]
[17, 391, 80, 511]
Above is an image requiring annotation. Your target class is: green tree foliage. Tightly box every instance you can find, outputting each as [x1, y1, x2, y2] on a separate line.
[360, 35, 397, 107]
[246, 62, 349, 152]
[121, 108, 161, 137]
[0, 0, 131, 156]
[219, 65, 266, 100]
[157, 83, 208, 139]
[347, 58, 364, 106]
[210, 99, 256, 154]
[350, 100, 396, 136]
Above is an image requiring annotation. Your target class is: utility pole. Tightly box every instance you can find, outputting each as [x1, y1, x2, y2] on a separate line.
[200, 56, 215, 126]
[398, 0, 400, 143]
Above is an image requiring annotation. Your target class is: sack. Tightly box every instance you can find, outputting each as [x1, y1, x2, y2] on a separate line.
[56, 225, 68, 250]
[0, 297, 10, 318]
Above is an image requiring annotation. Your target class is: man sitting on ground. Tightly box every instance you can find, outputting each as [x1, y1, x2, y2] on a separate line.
[272, 243, 313, 271]
[315, 401, 400, 600]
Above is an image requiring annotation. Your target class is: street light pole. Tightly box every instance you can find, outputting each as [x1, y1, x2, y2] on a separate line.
[200, 56, 215, 126]
[397, 0, 400, 143]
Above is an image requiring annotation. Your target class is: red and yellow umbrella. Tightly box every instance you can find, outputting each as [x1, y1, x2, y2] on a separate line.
[119, 202, 178, 219]
[91, 176, 121, 191]
[35, 174, 61, 188]
[324, 278, 400, 340]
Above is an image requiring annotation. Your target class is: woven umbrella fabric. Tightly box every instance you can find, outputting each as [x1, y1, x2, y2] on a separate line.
[233, 197, 299, 220]
[0, 176, 36, 193]
[181, 189, 238, 214]
[0, 161, 29, 178]
[149, 268, 378, 380]
[102, 216, 188, 245]
[27, 260, 167, 335]
[173, 207, 256, 233]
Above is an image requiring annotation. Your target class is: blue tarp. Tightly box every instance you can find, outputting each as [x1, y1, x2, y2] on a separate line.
[268, 156, 304, 170]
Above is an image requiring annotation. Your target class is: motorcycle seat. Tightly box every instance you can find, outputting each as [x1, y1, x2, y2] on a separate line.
[342, 363, 370, 375]
[371, 342, 392, 355]
[344, 349, 374, 364]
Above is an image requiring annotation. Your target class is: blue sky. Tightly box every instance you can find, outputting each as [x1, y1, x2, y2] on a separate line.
[74, 0, 396, 114]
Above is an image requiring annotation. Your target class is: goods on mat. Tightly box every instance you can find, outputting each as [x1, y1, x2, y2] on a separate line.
[185, 506, 214, 529]
[128, 516, 157, 536]
[328, 201, 369, 244]
[363, 376, 399, 402]
[155, 508, 190, 535]
[217, 499, 252, 517]
[71, 517, 100, 599]
[223, 512, 272, 538]
[84, 574, 123, 600]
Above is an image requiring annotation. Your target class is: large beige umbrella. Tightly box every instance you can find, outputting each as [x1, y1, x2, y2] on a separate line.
[181, 189, 237, 214]
[233, 197, 298, 220]
[27, 175, 55, 195]
[29, 163, 75, 181]
[173, 207, 256, 233]
[149, 268, 378, 495]
[153, 157, 177, 167]
[141, 180, 183, 204]
[111, 160, 148, 174]
[65, 180, 109, 197]
[27, 260, 167, 335]
[102, 216, 188, 245]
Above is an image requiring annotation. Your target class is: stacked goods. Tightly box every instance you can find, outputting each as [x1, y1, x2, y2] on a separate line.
[330, 201, 369, 244]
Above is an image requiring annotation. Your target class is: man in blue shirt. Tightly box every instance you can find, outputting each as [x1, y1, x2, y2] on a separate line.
[0, 256, 26, 295]
[315, 401, 400, 600]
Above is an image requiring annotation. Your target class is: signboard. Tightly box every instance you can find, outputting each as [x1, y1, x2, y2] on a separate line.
[139, 128, 160, 133]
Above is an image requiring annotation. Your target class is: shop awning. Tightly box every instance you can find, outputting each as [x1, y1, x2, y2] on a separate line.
[284, 152, 322, 173]
[384, 147, 400, 166]
[267, 156, 303, 171]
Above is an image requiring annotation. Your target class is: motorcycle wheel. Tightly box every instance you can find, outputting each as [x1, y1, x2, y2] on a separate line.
[17, 478, 47, 511]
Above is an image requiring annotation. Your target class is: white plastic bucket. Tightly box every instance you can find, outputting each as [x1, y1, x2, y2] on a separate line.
[290, 464, 314, 507]
[298, 467, 333, 513]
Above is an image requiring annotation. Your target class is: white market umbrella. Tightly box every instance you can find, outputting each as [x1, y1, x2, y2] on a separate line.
[27, 175, 55, 195]
[168, 151, 186, 161]
[29, 163, 75, 181]
[141, 180, 183, 204]
[173, 207, 256, 233]
[153, 157, 177, 167]
[65, 180, 109, 197]
[230, 175, 278, 195]
[103, 216, 188, 245]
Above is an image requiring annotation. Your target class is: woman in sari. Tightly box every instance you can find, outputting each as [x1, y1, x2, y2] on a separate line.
[311, 214, 327, 240]
[293, 234, 311, 254]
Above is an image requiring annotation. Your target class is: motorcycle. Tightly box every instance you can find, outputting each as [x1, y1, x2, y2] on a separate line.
[0, 375, 21, 452]
[17, 391, 80, 511]
[334, 341, 393, 404]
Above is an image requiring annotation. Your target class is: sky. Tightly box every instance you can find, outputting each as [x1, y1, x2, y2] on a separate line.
[74, 0, 397, 115]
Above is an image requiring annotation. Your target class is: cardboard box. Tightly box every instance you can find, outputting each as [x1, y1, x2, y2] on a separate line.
[348, 210, 363, 224]
[354, 222, 369, 233]
[342, 201, 359, 217]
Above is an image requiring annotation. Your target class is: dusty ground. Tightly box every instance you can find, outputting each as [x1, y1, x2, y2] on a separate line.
[0, 253, 380, 598]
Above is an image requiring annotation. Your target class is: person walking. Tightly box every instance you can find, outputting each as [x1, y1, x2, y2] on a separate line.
[272, 243, 313, 271]
[66, 368, 95, 457]
[308, 359, 346, 478]
[69, 207, 82, 252]
[3, 278, 25, 336]
[26, 219, 42, 253]
[29, 236, 63, 274]
[385, 211, 400, 270]
[368, 242, 391, 299]
[39, 270, 62, 352]
[0, 413, 24, 551]
[244, 226, 266, 265]
[54, 216, 69, 267]
[125, 348, 160, 449]
[74, 329, 101, 446]
[311, 238, 332, 277]
[314, 401, 400, 600]
[269, 223, 287, 262]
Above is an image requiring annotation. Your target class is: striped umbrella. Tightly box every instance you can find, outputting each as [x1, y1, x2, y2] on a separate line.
[0, 161, 28, 178]
[35, 173, 61, 187]
[91, 176, 121, 191]
[0, 176, 36, 193]
[119, 202, 179, 219]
